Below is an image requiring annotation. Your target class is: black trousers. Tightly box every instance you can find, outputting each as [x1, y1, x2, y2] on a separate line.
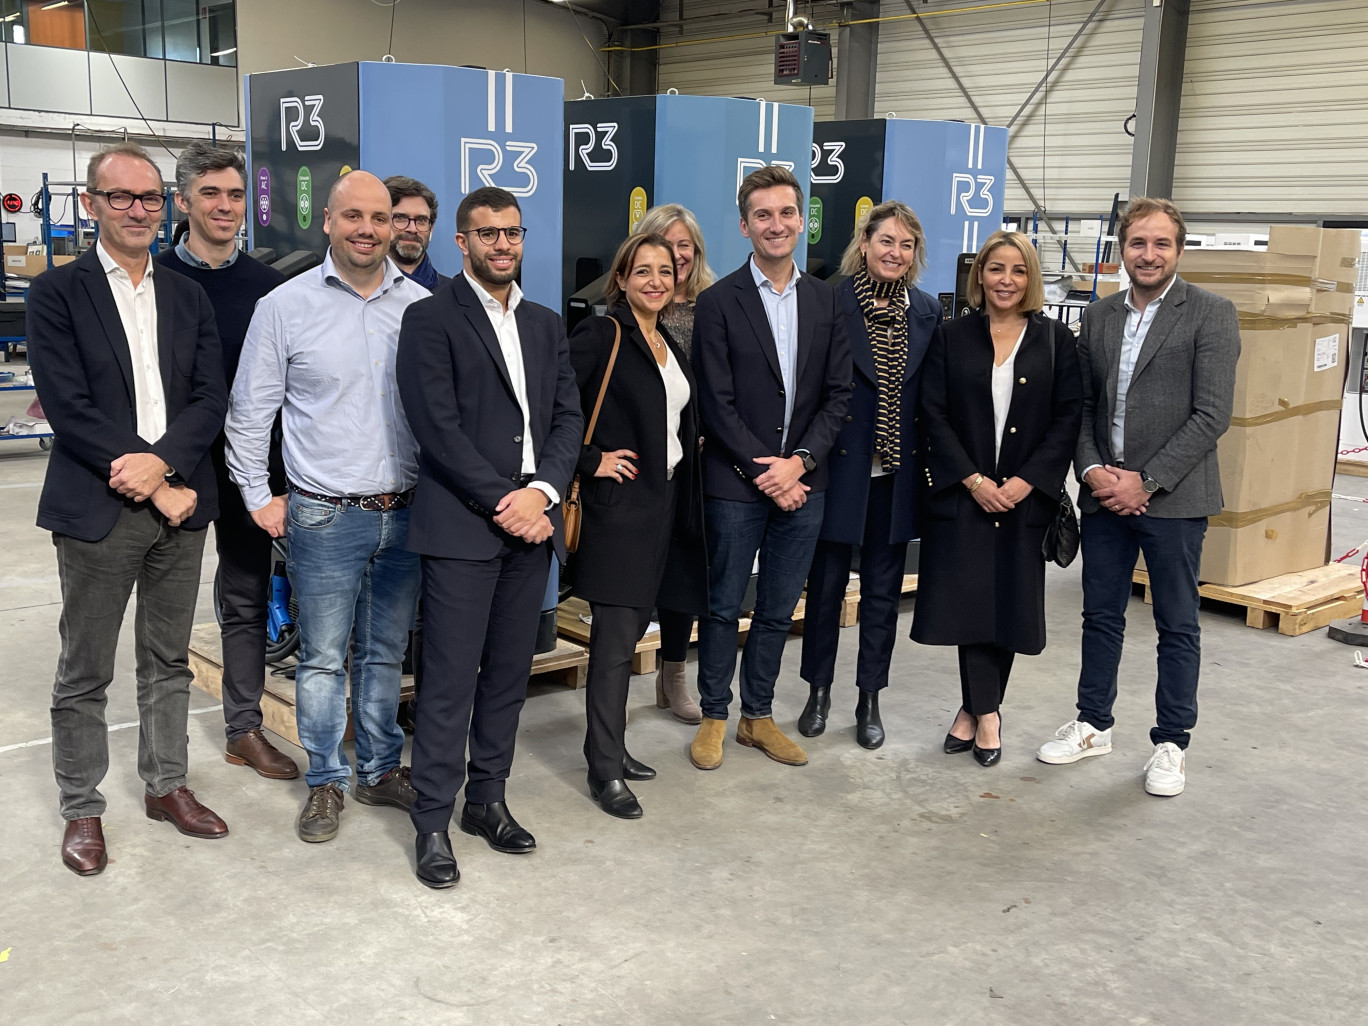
[958, 643, 1015, 717]
[213, 449, 273, 742]
[656, 607, 694, 663]
[584, 602, 654, 780]
[409, 540, 550, 835]
[800, 473, 908, 693]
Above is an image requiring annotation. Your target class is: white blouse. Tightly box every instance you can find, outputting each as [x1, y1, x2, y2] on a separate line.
[991, 325, 1027, 465]
[657, 346, 690, 473]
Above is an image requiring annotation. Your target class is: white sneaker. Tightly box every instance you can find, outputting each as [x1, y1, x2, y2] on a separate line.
[1144, 742, 1186, 796]
[1036, 719, 1113, 765]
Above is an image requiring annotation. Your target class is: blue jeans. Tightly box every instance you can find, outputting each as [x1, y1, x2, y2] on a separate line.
[1076, 510, 1207, 749]
[698, 493, 825, 720]
[286, 493, 421, 789]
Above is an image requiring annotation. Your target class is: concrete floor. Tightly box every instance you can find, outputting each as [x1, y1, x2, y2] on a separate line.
[1, 367, 1365, 1024]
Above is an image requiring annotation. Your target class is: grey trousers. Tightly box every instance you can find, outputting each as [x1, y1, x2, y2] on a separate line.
[50, 504, 207, 820]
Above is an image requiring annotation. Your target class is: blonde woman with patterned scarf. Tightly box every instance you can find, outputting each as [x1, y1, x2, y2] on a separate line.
[797, 201, 940, 749]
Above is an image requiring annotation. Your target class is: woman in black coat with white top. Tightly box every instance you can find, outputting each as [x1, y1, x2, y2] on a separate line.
[568, 232, 706, 819]
[911, 230, 1082, 766]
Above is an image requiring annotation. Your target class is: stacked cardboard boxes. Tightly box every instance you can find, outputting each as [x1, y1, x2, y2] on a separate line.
[1176, 225, 1358, 585]
[3, 243, 74, 277]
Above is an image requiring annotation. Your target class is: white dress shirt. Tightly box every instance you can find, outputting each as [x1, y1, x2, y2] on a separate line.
[991, 326, 1026, 464]
[96, 240, 165, 444]
[749, 255, 800, 449]
[465, 275, 560, 506]
[657, 346, 690, 473]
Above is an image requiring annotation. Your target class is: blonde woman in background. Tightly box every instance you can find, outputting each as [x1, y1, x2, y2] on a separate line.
[631, 205, 715, 725]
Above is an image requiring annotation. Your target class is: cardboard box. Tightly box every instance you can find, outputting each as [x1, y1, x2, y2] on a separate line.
[1200, 504, 1330, 587]
[1173, 226, 1358, 585]
[3, 254, 74, 277]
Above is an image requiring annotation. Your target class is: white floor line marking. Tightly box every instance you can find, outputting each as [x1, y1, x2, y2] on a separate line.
[0, 704, 223, 755]
[0, 481, 43, 489]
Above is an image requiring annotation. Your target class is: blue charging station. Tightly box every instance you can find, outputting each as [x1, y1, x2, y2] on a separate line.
[563, 93, 815, 313]
[808, 118, 1008, 303]
[245, 62, 566, 311]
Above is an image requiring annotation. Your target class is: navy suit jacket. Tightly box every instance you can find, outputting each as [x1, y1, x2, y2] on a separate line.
[819, 278, 939, 545]
[693, 261, 852, 502]
[396, 273, 584, 561]
[27, 246, 227, 542]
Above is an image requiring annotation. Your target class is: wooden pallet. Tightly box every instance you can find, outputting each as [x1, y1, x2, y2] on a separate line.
[902, 573, 919, 595]
[557, 597, 660, 675]
[1131, 563, 1360, 637]
[187, 625, 589, 746]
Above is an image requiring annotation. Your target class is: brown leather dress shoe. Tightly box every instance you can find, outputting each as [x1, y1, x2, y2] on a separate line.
[145, 787, 229, 839]
[225, 728, 299, 779]
[61, 817, 107, 876]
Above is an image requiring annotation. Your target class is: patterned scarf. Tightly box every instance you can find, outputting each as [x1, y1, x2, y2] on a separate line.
[852, 269, 909, 472]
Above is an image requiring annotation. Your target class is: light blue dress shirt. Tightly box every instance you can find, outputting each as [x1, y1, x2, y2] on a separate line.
[1111, 277, 1176, 463]
[225, 253, 430, 510]
[749, 255, 800, 449]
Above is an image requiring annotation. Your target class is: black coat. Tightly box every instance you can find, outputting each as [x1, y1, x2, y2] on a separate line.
[568, 307, 707, 613]
[692, 261, 852, 501]
[27, 246, 227, 541]
[911, 312, 1083, 654]
[820, 278, 940, 546]
[396, 273, 584, 562]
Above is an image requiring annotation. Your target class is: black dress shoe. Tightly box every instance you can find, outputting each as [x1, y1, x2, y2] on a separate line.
[415, 831, 460, 889]
[797, 685, 831, 737]
[587, 776, 643, 819]
[622, 751, 657, 781]
[943, 734, 975, 754]
[855, 690, 884, 749]
[459, 801, 537, 854]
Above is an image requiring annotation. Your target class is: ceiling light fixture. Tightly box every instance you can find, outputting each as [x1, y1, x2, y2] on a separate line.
[40, 1, 72, 10]
[210, 46, 236, 56]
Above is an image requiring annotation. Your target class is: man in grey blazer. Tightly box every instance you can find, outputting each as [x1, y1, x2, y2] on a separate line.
[1036, 197, 1239, 797]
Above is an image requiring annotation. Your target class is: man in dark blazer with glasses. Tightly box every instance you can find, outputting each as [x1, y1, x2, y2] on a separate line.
[29, 143, 229, 877]
[396, 186, 582, 889]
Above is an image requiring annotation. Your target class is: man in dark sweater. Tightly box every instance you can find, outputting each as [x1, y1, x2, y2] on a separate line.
[157, 141, 293, 779]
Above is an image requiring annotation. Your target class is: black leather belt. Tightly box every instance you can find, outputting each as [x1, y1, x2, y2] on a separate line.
[291, 486, 414, 512]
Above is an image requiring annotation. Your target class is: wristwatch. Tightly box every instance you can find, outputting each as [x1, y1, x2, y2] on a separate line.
[1141, 471, 1160, 494]
[793, 449, 817, 474]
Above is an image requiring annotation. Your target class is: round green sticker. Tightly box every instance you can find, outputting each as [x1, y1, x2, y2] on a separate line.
[297, 166, 313, 229]
[807, 196, 822, 245]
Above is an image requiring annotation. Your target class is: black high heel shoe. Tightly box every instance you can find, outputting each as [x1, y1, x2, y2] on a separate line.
[943, 708, 976, 754]
[972, 712, 1002, 767]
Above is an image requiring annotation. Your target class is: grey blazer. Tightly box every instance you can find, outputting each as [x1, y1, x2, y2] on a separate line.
[1075, 276, 1240, 519]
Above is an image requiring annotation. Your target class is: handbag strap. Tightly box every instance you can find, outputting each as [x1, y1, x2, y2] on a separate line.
[583, 318, 622, 447]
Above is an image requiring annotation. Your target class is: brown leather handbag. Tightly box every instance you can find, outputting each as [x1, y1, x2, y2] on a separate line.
[563, 318, 621, 553]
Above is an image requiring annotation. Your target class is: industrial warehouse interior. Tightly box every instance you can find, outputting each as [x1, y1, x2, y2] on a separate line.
[0, 2, 1365, 1024]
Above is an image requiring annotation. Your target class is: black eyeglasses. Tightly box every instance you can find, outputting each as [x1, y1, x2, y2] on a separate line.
[391, 213, 433, 231]
[461, 226, 527, 245]
[88, 189, 166, 212]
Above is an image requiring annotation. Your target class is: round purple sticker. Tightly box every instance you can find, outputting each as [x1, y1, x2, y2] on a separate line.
[256, 167, 271, 227]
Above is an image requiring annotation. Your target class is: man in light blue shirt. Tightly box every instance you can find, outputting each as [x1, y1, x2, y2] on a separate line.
[227, 170, 429, 843]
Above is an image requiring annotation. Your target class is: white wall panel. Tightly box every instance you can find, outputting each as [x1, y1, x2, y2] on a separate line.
[166, 61, 237, 125]
[8, 45, 91, 116]
[90, 53, 169, 122]
[1174, 0, 1368, 217]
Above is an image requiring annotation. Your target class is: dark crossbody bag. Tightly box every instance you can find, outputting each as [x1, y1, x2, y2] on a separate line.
[1040, 323, 1080, 568]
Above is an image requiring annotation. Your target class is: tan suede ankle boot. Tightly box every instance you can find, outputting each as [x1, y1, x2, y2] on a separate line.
[655, 660, 702, 724]
[690, 717, 727, 770]
[736, 716, 808, 766]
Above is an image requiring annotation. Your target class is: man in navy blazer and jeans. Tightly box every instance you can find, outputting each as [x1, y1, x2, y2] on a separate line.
[396, 186, 582, 888]
[29, 143, 229, 876]
[689, 165, 852, 772]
